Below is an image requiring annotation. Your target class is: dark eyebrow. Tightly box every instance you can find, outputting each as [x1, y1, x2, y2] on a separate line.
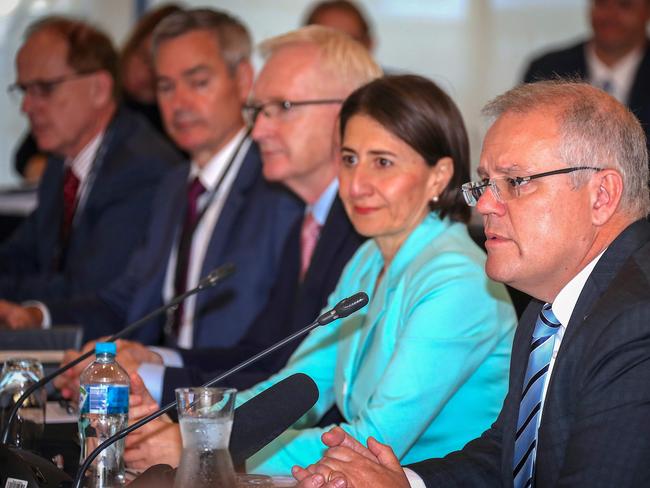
[341, 146, 357, 153]
[367, 149, 397, 157]
[182, 65, 212, 77]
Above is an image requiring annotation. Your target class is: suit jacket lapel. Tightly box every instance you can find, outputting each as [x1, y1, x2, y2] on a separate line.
[193, 144, 260, 329]
[559, 219, 650, 349]
[535, 220, 650, 482]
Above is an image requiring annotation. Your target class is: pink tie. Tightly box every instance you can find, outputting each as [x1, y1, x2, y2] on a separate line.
[300, 212, 321, 280]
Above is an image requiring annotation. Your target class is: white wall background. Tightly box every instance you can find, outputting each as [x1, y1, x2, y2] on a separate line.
[0, 0, 590, 186]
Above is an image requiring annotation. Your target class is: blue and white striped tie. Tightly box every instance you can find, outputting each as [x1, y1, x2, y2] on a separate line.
[513, 303, 561, 488]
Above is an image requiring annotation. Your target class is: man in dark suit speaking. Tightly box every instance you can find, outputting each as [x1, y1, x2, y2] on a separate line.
[293, 81, 650, 488]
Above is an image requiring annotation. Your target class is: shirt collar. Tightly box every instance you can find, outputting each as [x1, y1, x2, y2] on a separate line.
[65, 131, 104, 181]
[189, 127, 248, 190]
[586, 43, 644, 104]
[307, 179, 339, 226]
[552, 249, 607, 327]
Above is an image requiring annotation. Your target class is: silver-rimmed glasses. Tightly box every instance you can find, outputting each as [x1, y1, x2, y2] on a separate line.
[242, 99, 344, 126]
[461, 166, 602, 207]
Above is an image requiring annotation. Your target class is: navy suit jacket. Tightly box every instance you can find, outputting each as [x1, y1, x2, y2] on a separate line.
[48, 142, 302, 345]
[160, 196, 365, 403]
[409, 219, 650, 487]
[0, 107, 180, 302]
[523, 40, 650, 146]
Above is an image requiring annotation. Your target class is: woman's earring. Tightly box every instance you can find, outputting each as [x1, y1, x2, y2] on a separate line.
[431, 195, 439, 204]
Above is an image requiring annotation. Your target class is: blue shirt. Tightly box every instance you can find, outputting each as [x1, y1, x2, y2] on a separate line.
[237, 213, 517, 475]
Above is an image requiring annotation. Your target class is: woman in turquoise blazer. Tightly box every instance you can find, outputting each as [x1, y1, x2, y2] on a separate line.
[237, 75, 517, 475]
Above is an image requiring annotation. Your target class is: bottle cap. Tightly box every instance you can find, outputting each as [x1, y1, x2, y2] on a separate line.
[95, 342, 116, 355]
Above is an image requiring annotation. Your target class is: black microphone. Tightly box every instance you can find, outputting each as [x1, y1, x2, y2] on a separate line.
[317, 291, 369, 325]
[230, 372, 318, 466]
[73, 292, 368, 488]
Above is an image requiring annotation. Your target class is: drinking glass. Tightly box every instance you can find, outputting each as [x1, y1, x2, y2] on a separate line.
[174, 387, 237, 488]
[0, 357, 46, 450]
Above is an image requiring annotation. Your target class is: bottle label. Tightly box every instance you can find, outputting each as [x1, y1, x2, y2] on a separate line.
[79, 384, 129, 415]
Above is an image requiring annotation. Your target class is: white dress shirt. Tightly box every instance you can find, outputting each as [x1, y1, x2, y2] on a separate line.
[405, 251, 605, 487]
[163, 128, 250, 349]
[140, 129, 250, 402]
[586, 43, 644, 105]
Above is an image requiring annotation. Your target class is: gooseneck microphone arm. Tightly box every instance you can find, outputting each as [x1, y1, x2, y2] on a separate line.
[72, 291, 369, 488]
[0, 263, 236, 445]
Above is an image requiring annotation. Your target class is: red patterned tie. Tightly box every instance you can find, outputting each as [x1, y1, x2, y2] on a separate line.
[300, 212, 321, 281]
[61, 166, 80, 244]
[172, 177, 207, 335]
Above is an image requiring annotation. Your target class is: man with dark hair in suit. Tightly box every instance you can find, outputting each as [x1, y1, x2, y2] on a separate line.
[293, 81, 650, 488]
[0, 16, 180, 304]
[0, 9, 299, 354]
[523, 0, 650, 148]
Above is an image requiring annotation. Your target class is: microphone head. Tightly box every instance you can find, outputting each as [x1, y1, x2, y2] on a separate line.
[334, 291, 369, 319]
[201, 262, 236, 288]
[229, 373, 319, 466]
[316, 291, 369, 326]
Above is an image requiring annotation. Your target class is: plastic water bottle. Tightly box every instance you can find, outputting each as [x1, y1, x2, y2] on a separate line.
[78, 342, 129, 488]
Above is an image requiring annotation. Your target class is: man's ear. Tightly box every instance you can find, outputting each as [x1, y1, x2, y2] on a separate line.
[90, 70, 114, 108]
[590, 168, 624, 226]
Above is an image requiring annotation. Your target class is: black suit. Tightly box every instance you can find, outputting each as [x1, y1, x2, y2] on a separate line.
[523, 40, 650, 149]
[160, 197, 364, 404]
[409, 219, 650, 487]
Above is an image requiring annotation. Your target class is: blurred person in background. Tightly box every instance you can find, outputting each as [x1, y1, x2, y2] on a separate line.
[120, 3, 182, 136]
[0, 8, 300, 379]
[0, 16, 179, 304]
[303, 0, 374, 51]
[523, 0, 650, 153]
[12, 4, 183, 185]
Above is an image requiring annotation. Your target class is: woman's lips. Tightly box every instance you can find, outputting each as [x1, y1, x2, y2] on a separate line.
[352, 206, 377, 215]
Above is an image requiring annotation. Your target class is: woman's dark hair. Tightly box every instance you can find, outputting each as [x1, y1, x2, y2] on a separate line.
[339, 74, 471, 223]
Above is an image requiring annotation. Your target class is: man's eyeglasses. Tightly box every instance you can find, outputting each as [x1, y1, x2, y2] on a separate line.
[461, 166, 602, 207]
[242, 99, 344, 126]
[7, 72, 96, 101]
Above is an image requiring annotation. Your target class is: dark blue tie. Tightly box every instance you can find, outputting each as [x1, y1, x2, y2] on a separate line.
[513, 303, 561, 488]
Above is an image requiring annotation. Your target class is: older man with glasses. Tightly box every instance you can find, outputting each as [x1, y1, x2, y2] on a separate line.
[0, 16, 180, 309]
[294, 80, 650, 488]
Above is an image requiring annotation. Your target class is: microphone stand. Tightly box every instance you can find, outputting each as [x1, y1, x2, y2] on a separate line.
[0, 263, 235, 445]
